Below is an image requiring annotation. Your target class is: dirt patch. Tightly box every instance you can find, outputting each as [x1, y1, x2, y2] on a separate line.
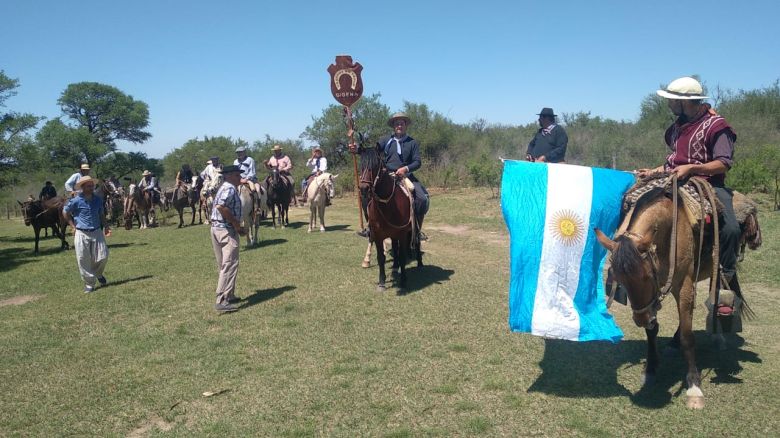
[127, 414, 174, 437]
[0, 295, 42, 308]
[428, 224, 471, 236]
[427, 225, 508, 247]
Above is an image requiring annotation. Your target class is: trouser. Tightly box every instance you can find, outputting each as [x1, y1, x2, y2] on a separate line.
[74, 229, 109, 287]
[714, 186, 741, 285]
[211, 226, 240, 304]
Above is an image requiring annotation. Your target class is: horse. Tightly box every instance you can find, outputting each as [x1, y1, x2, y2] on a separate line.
[201, 174, 223, 224]
[124, 183, 152, 229]
[594, 180, 758, 409]
[171, 177, 202, 228]
[18, 197, 69, 254]
[266, 167, 292, 229]
[237, 183, 260, 246]
[96, 181, 123, 228]
[359, 147, 422, 291]
[306, 172, 338, 233]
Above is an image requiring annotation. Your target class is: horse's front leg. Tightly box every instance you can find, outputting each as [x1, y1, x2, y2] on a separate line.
[678, 278, 704, 409]
[33, 225, 41, 255]
[363, 241, 372, 268]
[397, 238, 408, 291]
[308, 204, 315, 233]
[643, 323, 659, 386]
[376, 238, 387, 292]
[391, 240, 400, 277]
[318, 203, 325, 232]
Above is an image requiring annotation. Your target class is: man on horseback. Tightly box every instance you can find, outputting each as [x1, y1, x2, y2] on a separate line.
[638, 76, 743, 302]
[138, 170, 161, 204]
[301, 145, 328, 204]
[349, 112, 429, 241]
[176, 164, 194, 188]
[525, 107, 568, 163]
[39, 181, 57, 201]
[200, 157, 222, 197]
[233, 146, 261, 200]
[265, 144, 297, 206]
[64, 163, 91, 196]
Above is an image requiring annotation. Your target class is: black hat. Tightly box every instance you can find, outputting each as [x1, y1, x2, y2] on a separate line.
[220, 164, 241, 174]
[537, 108, 557, 117]
[45, 181, 52, 184]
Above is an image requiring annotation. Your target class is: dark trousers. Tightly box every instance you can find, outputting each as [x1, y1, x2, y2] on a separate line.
[714, 186, 741, 285]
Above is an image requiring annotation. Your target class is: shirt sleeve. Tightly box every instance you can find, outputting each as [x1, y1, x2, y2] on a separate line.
[320, 157, 327, 172]
[63, 197, 76, 214]
[406, 140, 421, 173]
[526, 136, 536, 157]
[712, 130, 734, 169]
[214, 186, 232, 207]
[247, 158, 256, 179]
[64, 174, 77, 191]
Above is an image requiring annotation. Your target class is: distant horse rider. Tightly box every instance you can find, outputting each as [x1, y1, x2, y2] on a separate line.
[349, 112, 430, 241]
[64, 163, 91, 196]
[138, 170, 161, 204]
[39, 181, 57, 201]
[265, 144, 297, 206]
[176, 164, 194, 187]
[525, 107, 568, 163]
[200, 156, 222, 197]
[233, 146, 261, 199]
[301, 145, 328, 204]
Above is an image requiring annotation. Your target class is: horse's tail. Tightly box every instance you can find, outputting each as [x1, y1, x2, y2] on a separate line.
[611, 235, 644, 279]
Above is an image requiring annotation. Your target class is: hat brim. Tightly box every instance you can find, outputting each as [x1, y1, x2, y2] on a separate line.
[75, 178, 97, 189]
[656, 90, 708, 100]
[387, 116, 411, 127]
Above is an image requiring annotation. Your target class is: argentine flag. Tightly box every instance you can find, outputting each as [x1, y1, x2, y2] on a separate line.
[501, 160, 635, 343]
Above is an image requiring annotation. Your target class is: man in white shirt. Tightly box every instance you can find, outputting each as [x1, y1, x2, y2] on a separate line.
[64, 164, 91, 196]
[301, 146, 328, 203]
[200, 157, 222, 197]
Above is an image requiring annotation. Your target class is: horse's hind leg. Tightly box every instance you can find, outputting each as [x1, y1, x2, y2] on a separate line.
[397, 239, 408, 291]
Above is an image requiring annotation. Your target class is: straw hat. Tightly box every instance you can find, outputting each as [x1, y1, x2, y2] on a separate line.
[272, 145, 283, 152]
[235, 146, 247, 153]
[313, 145, 322, 152]
[75, 176, 96, 189]
[656, 77, 708, 100]
[142, 170, 151, 176]
[80, 163, 90, 171]
[387, 112, 412, 127]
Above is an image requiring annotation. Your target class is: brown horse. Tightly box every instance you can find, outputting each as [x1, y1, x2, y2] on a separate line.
[171, 177, 202, 228]
[18, 197, 70, 254]
[266, 167, 292, 229]
[359, 147, 422, 292]
[593, 180, 761, 409]
[124, 184, 152, 229]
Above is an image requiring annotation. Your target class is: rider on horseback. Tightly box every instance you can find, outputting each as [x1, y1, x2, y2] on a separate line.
[638, 76, 743, 305]
[301, 145, 328, 205]
[200, 157, 222, 197]
[350, 112, 429, 241]
[265, 145, 297, 206]
[233, 146, 261, 201]
[138, 170, 161, 204]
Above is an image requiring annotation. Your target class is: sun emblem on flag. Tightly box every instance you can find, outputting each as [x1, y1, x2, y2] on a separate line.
[549, 209, 585, 246]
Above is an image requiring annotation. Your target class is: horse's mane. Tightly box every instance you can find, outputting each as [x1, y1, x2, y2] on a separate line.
[612, 235, 644, 278]
[359, 146, 382, 174]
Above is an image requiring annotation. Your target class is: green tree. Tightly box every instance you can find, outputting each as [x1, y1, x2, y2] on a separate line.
[36, 119, 107, 171]
[98, 151, 162, 181]
[57, 82, 151, 153]
[161, 136, 250, 181]
[302, 93, 390, 167]
[0, 71, 44, 188]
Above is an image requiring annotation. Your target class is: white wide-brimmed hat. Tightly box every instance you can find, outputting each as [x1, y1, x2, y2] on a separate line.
[657, 77, 708, 100]
[75, 176, 96, 189]
[142, 170, 151, 176]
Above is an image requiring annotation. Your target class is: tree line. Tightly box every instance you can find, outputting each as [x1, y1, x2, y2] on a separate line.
[2, 69, 778, 208]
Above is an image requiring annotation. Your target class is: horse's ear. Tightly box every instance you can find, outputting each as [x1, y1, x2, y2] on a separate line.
[594, 228, 617, 252]
[332, 174, 339, 179]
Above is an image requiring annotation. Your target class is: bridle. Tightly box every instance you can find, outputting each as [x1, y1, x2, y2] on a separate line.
[360, 158, 412, 230]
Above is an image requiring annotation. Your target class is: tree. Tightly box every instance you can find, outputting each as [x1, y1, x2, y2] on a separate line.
[58, 82, 151, 148]
[302, 93, 390, 167]
[161, 136, 250, 180]
[0, 71, 44, 188]
[36, 119, 107, 170]
[99, 151, 163, 180]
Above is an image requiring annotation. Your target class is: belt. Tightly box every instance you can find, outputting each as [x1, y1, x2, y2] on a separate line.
[76, 227, 98, 232]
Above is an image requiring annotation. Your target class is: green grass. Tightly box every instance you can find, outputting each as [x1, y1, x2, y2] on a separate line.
[1, 189, 779, 436]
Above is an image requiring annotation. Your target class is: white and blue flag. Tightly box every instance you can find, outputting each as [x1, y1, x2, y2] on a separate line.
[501, 160, 635, 343]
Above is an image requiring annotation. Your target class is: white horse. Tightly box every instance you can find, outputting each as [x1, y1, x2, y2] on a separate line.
[238, 184, 260, 247]
[306, 172, 337, 233]
[125, 183, 151, 230]
[201, 174, 224, 224]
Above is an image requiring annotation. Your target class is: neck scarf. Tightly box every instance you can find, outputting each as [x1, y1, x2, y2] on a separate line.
[541, 124, 557, 136]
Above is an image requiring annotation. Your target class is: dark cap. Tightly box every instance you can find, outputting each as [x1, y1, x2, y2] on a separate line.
[537, 108, 557, 117]
[220, 164, 241, 174]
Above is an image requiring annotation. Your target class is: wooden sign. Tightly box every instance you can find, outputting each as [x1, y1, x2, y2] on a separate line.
[327, 55, 363, 107]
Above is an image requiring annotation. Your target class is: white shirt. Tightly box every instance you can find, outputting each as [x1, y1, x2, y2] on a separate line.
[65, 172, 82, 192]
[234, 156, 257, 180]
[306, 156, 327, 174]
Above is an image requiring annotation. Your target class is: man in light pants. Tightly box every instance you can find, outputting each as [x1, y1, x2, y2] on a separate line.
[210, 165, 247, 312]
[63, 176, 110, 293]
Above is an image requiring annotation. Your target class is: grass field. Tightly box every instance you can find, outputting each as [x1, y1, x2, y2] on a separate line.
[1, 188, 779, 436]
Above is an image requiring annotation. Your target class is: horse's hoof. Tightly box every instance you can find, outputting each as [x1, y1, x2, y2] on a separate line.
[686, 395, 705, 409]
[362, 261, 370, 268]
[320, 227, 325, 232]
[377, 284, 386, 292]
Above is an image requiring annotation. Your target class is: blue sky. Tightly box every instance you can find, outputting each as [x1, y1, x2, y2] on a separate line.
[3, 0, 779, 158]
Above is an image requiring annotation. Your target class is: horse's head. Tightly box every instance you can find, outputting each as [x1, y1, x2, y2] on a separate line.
[327, 173, 338, 199]
[596, 227, 661, 329]
[17, 199, 39, 226]
[358, 147, 385, 191]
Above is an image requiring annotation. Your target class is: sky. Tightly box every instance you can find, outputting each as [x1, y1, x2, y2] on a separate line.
[2, 0, 779, 159]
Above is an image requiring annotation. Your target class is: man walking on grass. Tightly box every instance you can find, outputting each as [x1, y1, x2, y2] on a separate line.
[210, 165, 247, 313]
[63, 176, 110, 293]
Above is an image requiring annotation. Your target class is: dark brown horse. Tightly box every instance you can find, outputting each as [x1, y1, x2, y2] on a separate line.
[172, 176, 202, 228]
[266, 167, 292, 229]
[359, 147, 422, 291]
[18, 197, 70, 254]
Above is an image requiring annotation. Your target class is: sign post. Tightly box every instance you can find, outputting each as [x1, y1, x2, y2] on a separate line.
[327, 55, 364, 231]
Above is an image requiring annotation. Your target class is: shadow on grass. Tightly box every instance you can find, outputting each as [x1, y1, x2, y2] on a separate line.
[107, 242, 148, 249]
[100, 275, 154, 289]
[397, 264, 455, 295]
[528, 332, 761, 409]
[244, 238, 287, 251]
[241, 285, 295, 309]
[0, 244, 69, 271]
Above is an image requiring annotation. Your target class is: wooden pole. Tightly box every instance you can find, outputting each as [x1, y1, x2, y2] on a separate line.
[345, 106, 364, 230]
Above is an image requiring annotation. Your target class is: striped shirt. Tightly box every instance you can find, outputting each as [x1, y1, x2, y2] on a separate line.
[210, 182, 242, 228]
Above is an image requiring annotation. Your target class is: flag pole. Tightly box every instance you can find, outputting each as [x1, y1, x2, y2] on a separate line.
[345, 106, 364, 230]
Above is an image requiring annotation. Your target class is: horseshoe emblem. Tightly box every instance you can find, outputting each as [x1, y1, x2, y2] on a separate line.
[333, 69, 358, 91]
